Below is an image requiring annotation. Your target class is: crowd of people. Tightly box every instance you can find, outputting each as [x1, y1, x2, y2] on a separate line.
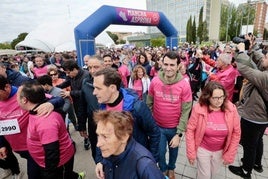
[0, 35, 268, 179]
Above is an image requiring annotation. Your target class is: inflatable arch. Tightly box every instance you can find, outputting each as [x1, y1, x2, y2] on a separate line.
[74, 5, 178, 66]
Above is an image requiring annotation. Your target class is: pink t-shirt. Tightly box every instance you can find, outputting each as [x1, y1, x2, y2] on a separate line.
[200, 110, 228, 151]
[118, 65, 130, 88]
[150, 67, 158, 78]
[33, 65, 48, 77]
[27, 112, 74, 167]
[132, 79, 143, 99]
[106, 100, 124, 111]
[0, 94, 28, 151]
[149, 77, 192, 128]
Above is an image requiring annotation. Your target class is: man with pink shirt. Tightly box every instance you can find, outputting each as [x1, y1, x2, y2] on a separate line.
[0, 75, 64, 179]
[147, 51, 192, 179]
[16, 81, 84, 179]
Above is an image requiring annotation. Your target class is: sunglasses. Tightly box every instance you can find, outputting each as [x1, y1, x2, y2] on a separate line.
[49, 73, 57, 76]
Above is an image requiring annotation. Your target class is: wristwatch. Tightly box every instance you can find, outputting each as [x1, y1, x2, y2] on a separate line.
[177, 133, 183, 137]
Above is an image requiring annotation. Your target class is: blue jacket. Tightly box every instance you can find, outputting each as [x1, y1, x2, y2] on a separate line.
[100, 88, 160, 162]
[6, 68, 31, 87]
[103, 138, 164, 179]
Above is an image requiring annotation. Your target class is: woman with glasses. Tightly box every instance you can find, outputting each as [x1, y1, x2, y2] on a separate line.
[47, 66, 77, 131]
[186, 81, 241, 179]
[47, 66, 68, 89]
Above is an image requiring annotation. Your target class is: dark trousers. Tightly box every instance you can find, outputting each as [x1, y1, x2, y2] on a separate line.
[88, 119, 97, 162]
[240, 118, 267, 173]
[40, 155, 78, 179]
[17, 150, 41, 179]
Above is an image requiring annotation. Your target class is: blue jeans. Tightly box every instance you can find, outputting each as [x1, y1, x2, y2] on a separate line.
[158, 127, 178, 172]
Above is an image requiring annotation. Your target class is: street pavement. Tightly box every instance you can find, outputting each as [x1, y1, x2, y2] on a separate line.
[3, 125, 268, 179]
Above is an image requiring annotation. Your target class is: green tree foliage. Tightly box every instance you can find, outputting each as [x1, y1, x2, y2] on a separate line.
[119, 39, 126, 44]
[150, 37, 165, 47]
[186, 18, 190, 42]
[10, 32, 28, 49]
[0, 42, 11, 49]
[197, 6, 204, 43]
[220, 3, 255, 42]
[106, 31, 119, 44]
[203, 21, 209, 41]
[186, 16, 193, 43]
[192, 17, 196, 44]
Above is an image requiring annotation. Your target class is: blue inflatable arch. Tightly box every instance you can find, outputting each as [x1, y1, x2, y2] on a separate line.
[74, 5, 178, 66]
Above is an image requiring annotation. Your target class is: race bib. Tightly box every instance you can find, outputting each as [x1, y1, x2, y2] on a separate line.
[0, 119, 21, 135]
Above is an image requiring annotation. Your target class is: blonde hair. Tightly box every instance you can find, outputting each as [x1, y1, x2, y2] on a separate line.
[131, 65, 148, 81]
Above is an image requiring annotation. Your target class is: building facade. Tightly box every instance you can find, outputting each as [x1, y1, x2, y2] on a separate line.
[250, 0, 267, 37]
[146, 0, 221, 42]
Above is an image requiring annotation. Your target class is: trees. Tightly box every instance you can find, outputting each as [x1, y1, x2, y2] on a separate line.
[186, 15, 197, 44]
[150, 37, 165, 47]
[0, 42, 11, 49]
[186, 16, 192, 43]
[219, 3, 255, 42]
[192, 17, 196, 44]
[106, 31, 119, 44]
[10, 32, 28, 49]
[186, 6, 208, 44]
[189, 3, 257, 44]
[197, 7, 204, 43]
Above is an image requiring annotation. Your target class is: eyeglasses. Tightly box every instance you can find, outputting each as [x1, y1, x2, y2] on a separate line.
[211, 95, 225, 101]
[49, 73, 57, 76]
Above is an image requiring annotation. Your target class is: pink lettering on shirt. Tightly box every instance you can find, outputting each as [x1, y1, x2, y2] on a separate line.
[149, 77, 192, 128]
[200, 110, 228, 151]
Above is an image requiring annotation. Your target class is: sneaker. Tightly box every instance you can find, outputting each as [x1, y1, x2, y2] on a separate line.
[241, 158, 263, 173]
[78, 172, 85, 179]
[253, 164, 263, 173]
[84, 138, 90, 150]
[228, 165, 251, 179]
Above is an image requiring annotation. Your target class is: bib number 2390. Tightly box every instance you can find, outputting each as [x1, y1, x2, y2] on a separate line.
[0, 119, 21, 135]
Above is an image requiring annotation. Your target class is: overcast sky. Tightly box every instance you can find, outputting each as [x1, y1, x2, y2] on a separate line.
[0, 0, 265, 42]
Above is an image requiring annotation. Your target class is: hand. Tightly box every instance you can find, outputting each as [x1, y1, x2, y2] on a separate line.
[34, 102, 54, 117]
[169, 134, 180, 148]
[236, 43, 245, 52]
[79, 130, 88, 138]
[0, 147, 8, 159]
[223, 160, 230, 165]
[60, 91, 70, 98]
[188, 159, 195, 165]
[95, 162, 104, 179]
